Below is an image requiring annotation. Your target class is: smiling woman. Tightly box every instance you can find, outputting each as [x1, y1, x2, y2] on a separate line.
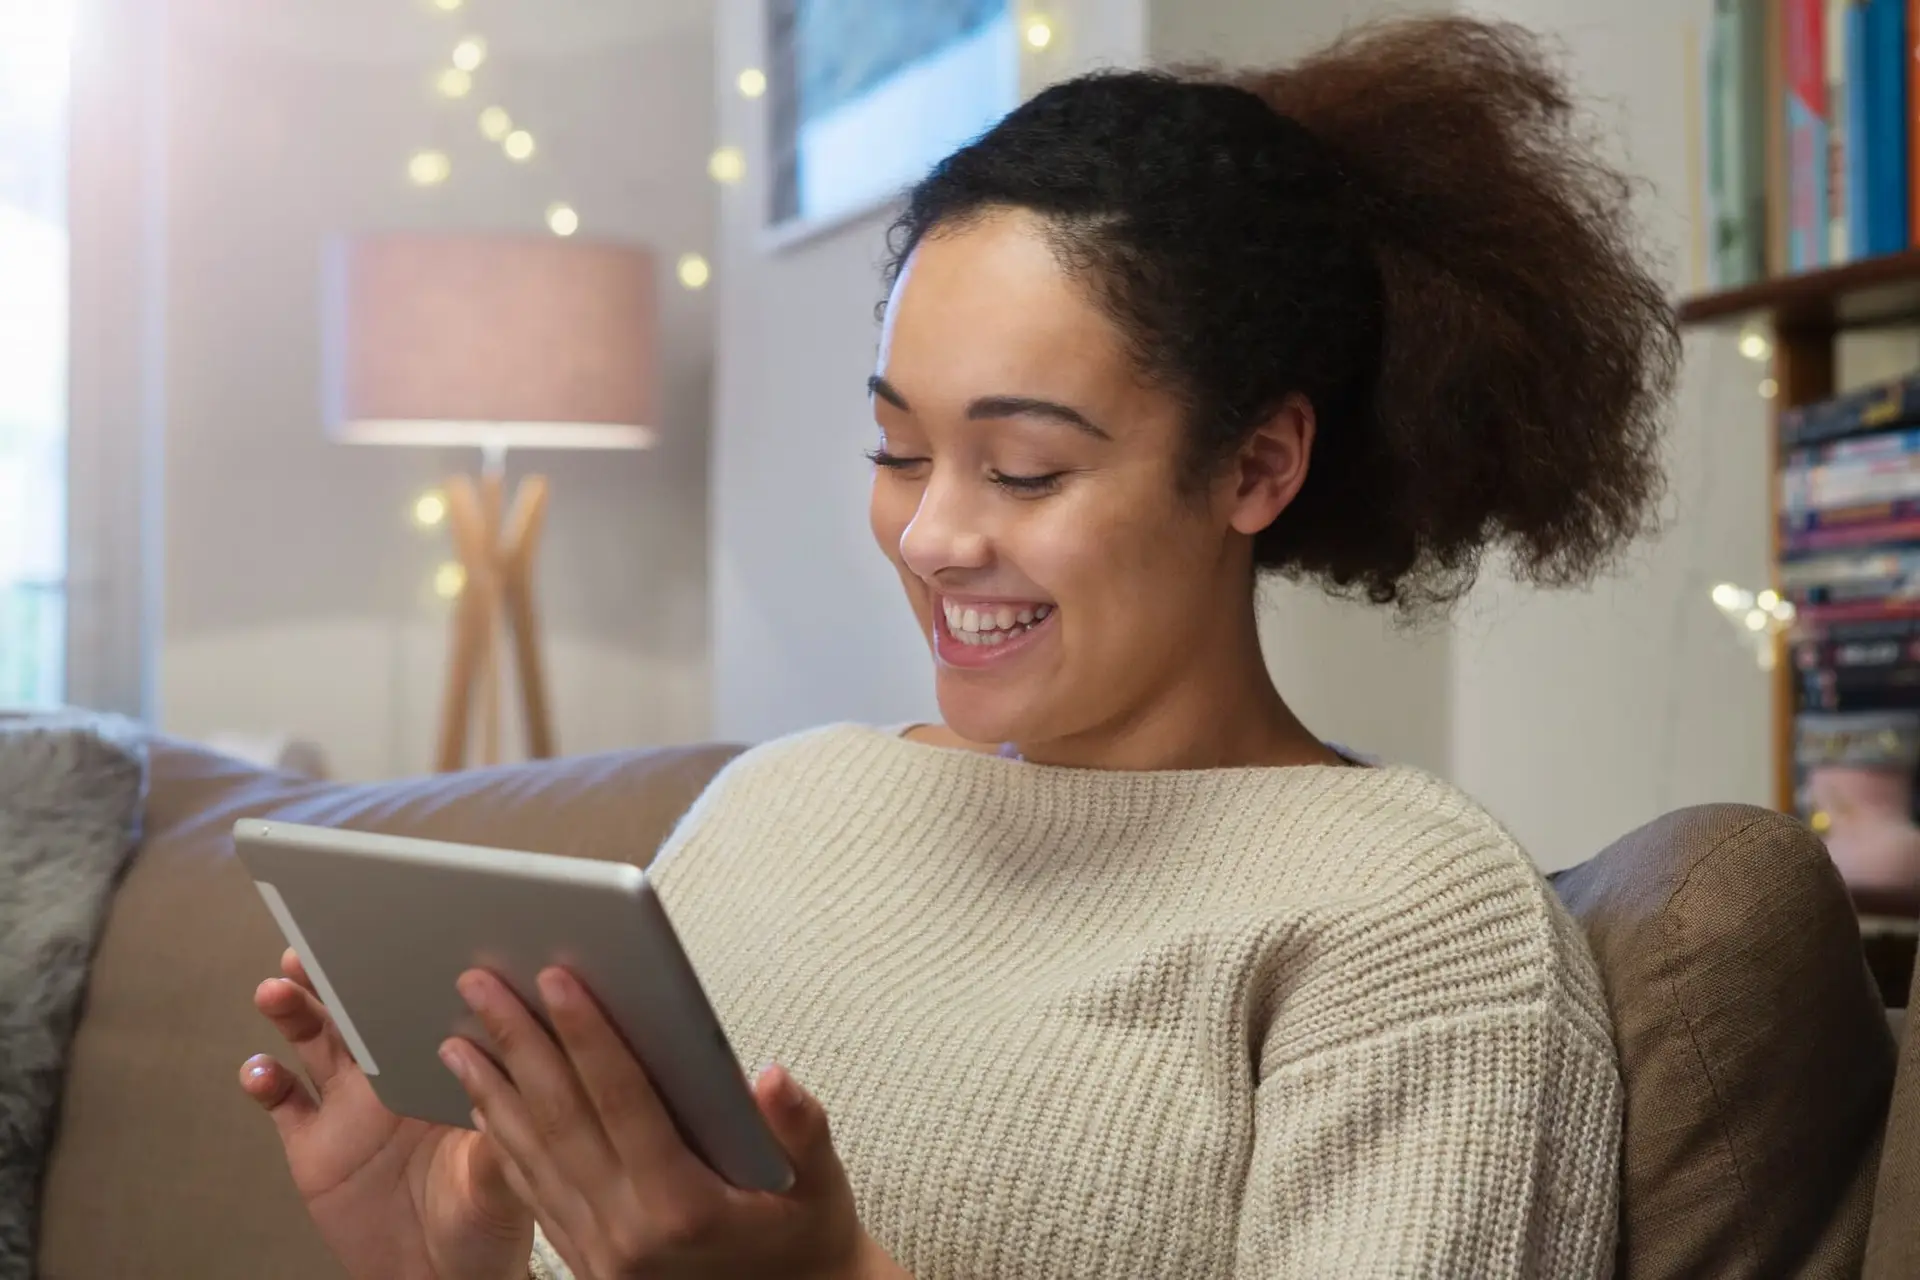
[250, 16, 1671, 1280]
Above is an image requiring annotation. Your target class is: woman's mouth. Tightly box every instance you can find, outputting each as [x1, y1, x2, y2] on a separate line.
[933, 597, 1056, 668]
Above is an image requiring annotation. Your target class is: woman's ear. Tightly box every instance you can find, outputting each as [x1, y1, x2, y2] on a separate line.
[1227, 393, 1314, 536]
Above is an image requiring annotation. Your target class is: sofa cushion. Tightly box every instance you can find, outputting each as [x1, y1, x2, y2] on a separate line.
[38, 737, 744, 1280]
[1552, 804, 1897, 1280]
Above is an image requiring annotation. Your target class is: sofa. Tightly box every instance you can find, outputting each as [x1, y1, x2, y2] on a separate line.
[27, 733, 1920, 1278]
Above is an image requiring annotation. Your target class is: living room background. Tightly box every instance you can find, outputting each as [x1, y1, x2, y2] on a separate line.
[10, 0, 1885, 867]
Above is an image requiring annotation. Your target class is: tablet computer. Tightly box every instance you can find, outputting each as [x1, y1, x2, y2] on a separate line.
[232, 818, 792, 1193]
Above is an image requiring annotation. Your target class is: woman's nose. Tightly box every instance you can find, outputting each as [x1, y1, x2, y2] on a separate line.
[898, 475, 991, 580]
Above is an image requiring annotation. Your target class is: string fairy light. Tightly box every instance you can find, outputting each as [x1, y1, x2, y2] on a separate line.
[1709, 581, 1796, 670]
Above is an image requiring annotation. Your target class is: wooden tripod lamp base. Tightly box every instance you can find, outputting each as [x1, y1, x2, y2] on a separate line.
[435, 467, 555, 772]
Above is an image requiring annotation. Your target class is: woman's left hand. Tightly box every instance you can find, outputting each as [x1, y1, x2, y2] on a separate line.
[439, 966, 903, 1280]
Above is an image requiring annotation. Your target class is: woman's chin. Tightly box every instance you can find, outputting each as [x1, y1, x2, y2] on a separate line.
[933, 683, 1033, 750]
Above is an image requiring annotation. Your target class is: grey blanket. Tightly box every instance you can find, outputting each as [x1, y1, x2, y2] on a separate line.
[0, 714, 146, 1279]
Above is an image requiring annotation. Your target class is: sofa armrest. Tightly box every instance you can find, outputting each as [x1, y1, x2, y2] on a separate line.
[1866, 941, 1920, 1278]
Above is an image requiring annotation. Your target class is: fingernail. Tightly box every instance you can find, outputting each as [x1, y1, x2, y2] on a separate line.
[438, 1040, 467, 1080]
[246, 1058, 272, 1080]
[774, 1065, 804, 1109]
[456, 973, 486, 1011]
[470, 1107, 488, 1133]
[537, 968, 570, 1009]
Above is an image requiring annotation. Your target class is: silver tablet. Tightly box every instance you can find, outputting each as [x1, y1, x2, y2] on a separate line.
[232, 818, 792, 1193]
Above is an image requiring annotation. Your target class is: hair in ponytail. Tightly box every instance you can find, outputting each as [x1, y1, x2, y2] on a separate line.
[885, 16, 1676, 612]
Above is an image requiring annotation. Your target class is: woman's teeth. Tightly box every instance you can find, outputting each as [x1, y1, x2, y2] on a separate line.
[942, 600, 1054, 646]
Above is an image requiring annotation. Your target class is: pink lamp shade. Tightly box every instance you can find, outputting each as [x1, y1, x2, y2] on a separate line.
[320, 232, 658, 450]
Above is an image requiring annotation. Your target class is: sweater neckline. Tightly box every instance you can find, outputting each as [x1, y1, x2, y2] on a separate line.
[871, 722, 1388, 784]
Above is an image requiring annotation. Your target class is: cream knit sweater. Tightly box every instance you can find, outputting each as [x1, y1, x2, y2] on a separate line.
[528, 724, 1621, 1279]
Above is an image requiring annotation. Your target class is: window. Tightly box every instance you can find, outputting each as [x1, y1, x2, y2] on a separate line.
[0, 0, 74, 708]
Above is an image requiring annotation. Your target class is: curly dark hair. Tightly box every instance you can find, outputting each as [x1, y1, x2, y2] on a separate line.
[883, 16, 1677, 610]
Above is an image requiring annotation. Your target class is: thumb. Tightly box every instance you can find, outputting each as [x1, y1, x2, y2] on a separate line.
[754, 1064, 840, 1187]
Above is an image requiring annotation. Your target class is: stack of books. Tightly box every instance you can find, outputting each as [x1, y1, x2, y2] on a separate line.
[1705, 0, 1915, 288]
[1784, 371, 1920, 813]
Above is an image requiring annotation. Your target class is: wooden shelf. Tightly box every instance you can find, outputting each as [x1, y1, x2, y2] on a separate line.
[1678, 248, 1920, 331]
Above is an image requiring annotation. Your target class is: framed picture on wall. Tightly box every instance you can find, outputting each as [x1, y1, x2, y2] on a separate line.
[765, 0, 1019, 248]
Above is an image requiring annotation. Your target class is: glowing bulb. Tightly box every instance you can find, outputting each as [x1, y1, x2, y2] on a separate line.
[707, 146, 745, 184]
[435, 67, 472, 98]
[503, 130, 535, 161]
[1738, 329, 1771, 361]
[1744, 608, 1769, 632]
[478, 106, 512, 140]
[546, 203, 579, 237]
[676, 252, 711, 290]
[408, 150, 451, 186]
[1756, 588, 1780, 611]
[737, 68, 767, 99]
[413, 490, 448, 528]
[433, 0, 462, 11]
[1810, 809, 1832, 835]
[1025, 17, 1054, 48]
[1711, 582, 1745, 610]
[434, 562, 467, 599]
[1760, 377, 1779, 400]
[452, 36, 487, 72]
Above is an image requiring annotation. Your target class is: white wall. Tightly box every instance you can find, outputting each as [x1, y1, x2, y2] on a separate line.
[156, 0, 717, 781]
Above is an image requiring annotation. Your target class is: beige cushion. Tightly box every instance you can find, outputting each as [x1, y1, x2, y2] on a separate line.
[1867, 954, 1920, 1277]
[38, 737, 742, 1280]
[1553, 804, 1897, 1280]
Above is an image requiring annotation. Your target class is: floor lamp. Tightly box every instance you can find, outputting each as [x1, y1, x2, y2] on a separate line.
[320, 232, 658, 771]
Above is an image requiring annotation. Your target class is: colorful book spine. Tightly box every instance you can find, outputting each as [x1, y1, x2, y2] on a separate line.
[1711, 0, 1774, 283]
[1850, 0, 1913, 254]
[1835, 0, 1855, 262]
[1780, 546, 1920, 588]
[1789, 424, 1920, 463]
[1783, 513, 1920, 553]
[1769, 0, 1794, 273]
[1909, 0, 1920, 242]
[1789, 0, 1834, 269]
[1795, 596, 1920, 622]
[1779, 370, 1920, 444]
[1794, 616, 1920, 668]
[1781, 455, 1920, 510]
[1800, 663, 1920, 709]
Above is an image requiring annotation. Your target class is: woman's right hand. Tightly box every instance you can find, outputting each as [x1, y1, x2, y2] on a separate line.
[240, 948, 536, 1280]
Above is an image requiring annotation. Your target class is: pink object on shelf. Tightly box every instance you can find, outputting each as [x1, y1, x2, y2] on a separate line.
[1808, 764, 1920, 898]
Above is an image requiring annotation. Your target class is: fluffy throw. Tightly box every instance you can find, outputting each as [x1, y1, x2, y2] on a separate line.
[0, 713, 146, 1279]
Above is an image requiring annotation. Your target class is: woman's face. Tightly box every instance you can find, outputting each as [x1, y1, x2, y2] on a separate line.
[868, 208, 1288, 749]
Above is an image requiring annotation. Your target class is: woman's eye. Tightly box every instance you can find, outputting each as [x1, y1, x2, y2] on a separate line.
[991, 471, 1065, 495]
[865, 448, 928, 473]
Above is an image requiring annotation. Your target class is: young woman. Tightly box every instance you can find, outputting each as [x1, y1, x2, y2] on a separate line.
[241, 16, 1674, 1279]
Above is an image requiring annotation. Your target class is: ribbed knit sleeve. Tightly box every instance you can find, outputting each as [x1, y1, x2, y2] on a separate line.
[1233, 1007, 1618, 1276]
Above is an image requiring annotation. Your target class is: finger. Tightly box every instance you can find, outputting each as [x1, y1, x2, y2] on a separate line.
[444, 1038, 606, 1270]
[753, 1065, 840, 1195]
[253, 975, 355, 1094]
[238, 1053, 319, 1141]
[455, 970, 622, 1177]
[537, 967, 705, 1184]
[489, 1133, 590, 1280]
[279, 946, 316, 994]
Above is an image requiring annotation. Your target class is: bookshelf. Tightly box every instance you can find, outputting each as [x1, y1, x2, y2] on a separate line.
[1679, 258, 1920, 998]
[1680, 253, 1920, 820]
